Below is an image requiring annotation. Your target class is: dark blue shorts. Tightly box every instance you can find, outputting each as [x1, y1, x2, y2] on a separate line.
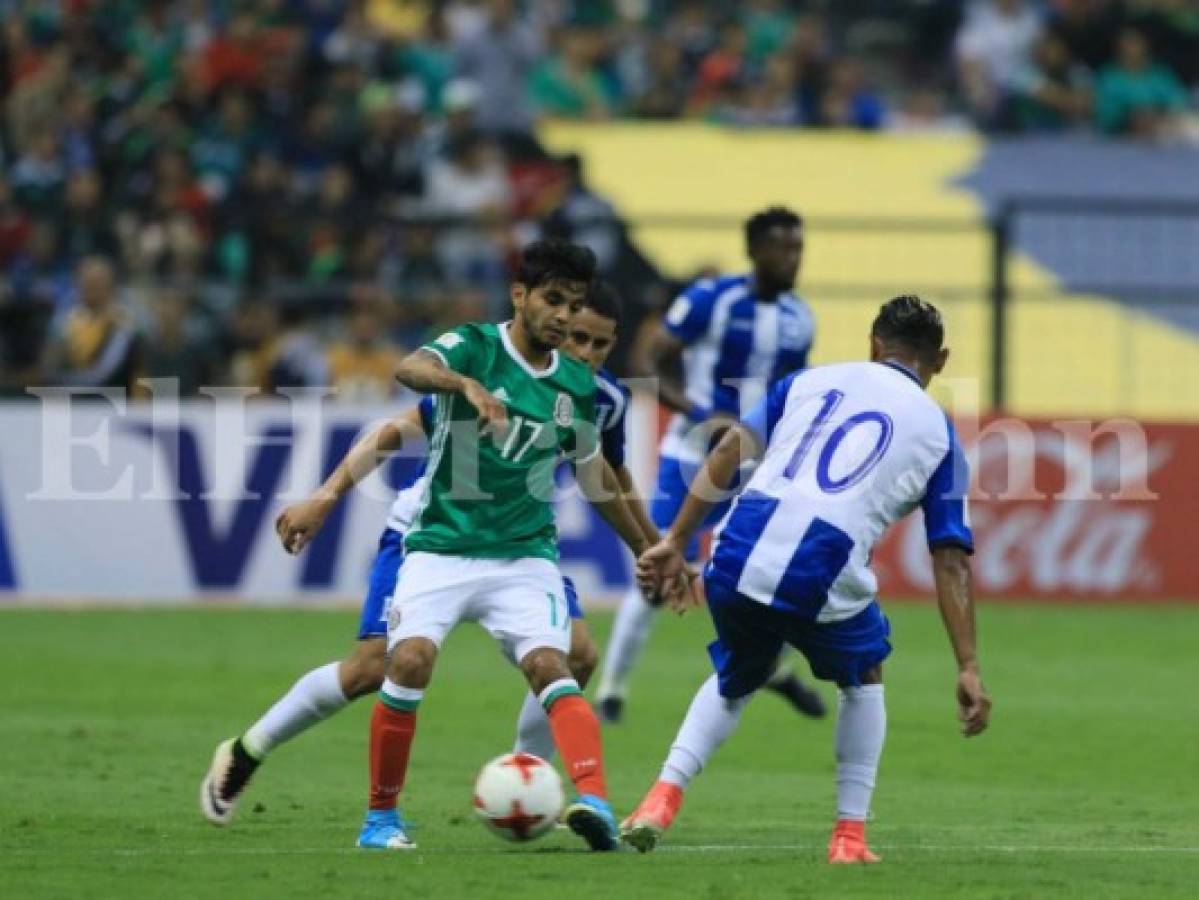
[358, 529, 583, 639]
[704, 576, 892, 697]
[357, 528, 406, 639]
[651, 455, 736, 562]
[563, 576, 584, 620]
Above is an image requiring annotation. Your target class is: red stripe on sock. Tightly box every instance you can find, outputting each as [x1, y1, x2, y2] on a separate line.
[369, 701, 417, 811]
[546, 694, 607, 798]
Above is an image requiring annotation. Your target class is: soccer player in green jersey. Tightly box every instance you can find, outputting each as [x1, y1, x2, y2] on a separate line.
[359, 241, 653, 852]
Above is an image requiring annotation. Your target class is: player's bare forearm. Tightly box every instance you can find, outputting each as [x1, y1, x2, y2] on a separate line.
[318, 407, 423, 503]
[636, 324, 693, 416]
[932, 544, 991, 736]
[395, 349, 469, 395]
[277, 407, 423, 555]
[666, 425, 756, 548]
[931, 545, 979, 671]
[578, 456, 651, 557]
[615, 465, 660, 545]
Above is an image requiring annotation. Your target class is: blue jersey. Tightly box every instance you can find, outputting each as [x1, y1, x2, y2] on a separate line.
[661, 273, 814, 462]
[593, 366, 630, 469]
[710, 361, 973, 623]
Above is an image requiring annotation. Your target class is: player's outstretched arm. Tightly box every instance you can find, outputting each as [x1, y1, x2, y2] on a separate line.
[613, 464, 660, 547]
[633, 323, 697, 418]
[276, 407, 423, 555]
[930, 545, 992, 738]
[635, 424, 759, 609]
[395, 349, 508, 437]
[577, 455, 652, 559]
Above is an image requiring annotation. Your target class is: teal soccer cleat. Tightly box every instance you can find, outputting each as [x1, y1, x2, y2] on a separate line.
[563, 795, 620, 852]
[356, 809, 416, 850]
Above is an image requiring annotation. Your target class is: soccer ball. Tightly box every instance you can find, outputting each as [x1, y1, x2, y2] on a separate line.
[472, 753, 565, 842]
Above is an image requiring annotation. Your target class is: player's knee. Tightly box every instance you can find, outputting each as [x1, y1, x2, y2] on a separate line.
[388, 639, 437, 688]
[519, 648, 572, 695]
[341, 652, 387, 699]
[568, 640, 599, 688]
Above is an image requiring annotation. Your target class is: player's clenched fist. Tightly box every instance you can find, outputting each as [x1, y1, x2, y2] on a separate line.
[956, 668, 991, 737]
[275, 497, 334, 555]
[461, 378, 509, 440]
[636, 539, 701, 615]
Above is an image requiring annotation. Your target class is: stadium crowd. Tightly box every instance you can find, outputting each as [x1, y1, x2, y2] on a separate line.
[1, 0, 1197, 396]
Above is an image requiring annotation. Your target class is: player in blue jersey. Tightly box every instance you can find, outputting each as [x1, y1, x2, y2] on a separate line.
[200, 281, 654, 827]
[622, 295, 992, 863]
[596, 206, 825, 723]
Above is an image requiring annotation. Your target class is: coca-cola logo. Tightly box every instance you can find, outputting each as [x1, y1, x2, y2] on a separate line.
[884, 419, 1172, 596]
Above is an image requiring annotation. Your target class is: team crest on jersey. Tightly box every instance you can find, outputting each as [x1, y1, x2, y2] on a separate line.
[554, 393, 574, 427]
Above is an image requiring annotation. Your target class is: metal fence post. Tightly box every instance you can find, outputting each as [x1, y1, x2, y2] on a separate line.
[990, 203, 1012, 412]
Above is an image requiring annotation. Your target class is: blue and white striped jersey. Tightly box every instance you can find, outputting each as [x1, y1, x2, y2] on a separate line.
[387, 369, 630, 532]
[593, 366, 631, 470]
[709, 361, 973, 623]
[661, 273, 814, 462]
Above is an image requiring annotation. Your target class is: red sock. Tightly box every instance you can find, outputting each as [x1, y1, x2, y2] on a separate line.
[368, 701, 417, 810]
[546, 694, 607, 798]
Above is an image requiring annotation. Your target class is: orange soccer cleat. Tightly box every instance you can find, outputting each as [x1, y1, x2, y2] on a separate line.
[827, 819, 881, 864]
[619, 780, 684, 853]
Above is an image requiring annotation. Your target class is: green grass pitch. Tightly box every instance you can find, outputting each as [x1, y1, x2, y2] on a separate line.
[2, 602, 1197, 898]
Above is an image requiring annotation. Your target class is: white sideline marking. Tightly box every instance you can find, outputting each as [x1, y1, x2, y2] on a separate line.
[8, 843, 1199, 858]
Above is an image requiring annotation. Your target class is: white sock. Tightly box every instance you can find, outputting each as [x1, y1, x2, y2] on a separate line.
[242, 662, 349, 759]
[513, 690, 556, 761]
[659, 674, 750, 789]
[764, 649, 794, 687]
[596, 585, 657, 700]
[835, 684, 886, 821]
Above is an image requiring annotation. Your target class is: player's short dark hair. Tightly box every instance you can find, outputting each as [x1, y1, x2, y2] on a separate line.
[583, 278, 622, 329]
[516, 239, 597, 290]
[871, 294, 945, 363]
[745, 206, 803, 250]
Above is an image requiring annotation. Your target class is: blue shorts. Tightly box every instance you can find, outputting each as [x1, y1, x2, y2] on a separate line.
[358, 528, 583, 639]
[651, 455, 736, 562]
[357, 528, 406, 639]
[563, 576, 584, 620]
[704, 576, 892, 697]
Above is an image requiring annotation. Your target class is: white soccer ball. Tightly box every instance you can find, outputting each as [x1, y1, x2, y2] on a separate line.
[472, 752, 565, 842]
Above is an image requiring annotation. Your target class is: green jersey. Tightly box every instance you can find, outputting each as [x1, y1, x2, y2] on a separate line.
[405, 322, 599, 561]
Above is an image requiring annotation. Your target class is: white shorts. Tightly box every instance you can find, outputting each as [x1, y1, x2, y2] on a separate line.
[386, 552, 572, 663]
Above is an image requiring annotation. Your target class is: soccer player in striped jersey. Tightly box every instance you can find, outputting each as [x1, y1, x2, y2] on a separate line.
[623, 296, 992, 863]
[596, 206, 825, 723]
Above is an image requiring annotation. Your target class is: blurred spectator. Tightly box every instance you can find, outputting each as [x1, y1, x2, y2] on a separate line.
[10, 130, 65, 212]
[424, 130, 511, 289]
[1012, 32, 1094, 131]
[1094, 27, 1189, 137]
[202, 9, 266, 93]
[745, 0, 797, 64]
[690, 22, 749, 114]
[55, 170, 119, 264]
[1129, 0, 1199, 87]
[626, 39, 689, 120]
[718, 52, 800, 127]
[327, 301, 405, 402]
[0, 178, 32, 270]
[1048, 0, 1125, 71]
[143, 289, 218, 397]
[47, 257, 142, 395]
[452, 0, 543, 134]
[819, 59, 886, 130]
[268, 304, 331, 394]
[529, 28, 614, 120]
[541, 154, 619, 273]
[955, 0, 1044, 128]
